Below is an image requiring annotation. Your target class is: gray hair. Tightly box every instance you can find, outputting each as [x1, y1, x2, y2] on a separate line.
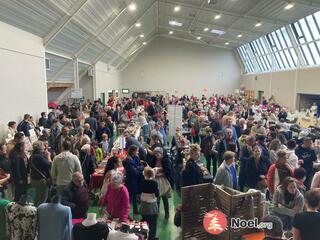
[111, 170, 123, 184]
[32, 141, 44, 152]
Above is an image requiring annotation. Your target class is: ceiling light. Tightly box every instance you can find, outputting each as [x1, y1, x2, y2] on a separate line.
[255, 21, 262, 27]
[284, 2, 294, 10]
[140, 34, 144, 38]
[225, 42, 230, 45]
[169, 31, 174, 35]
[142, 42, 147, 45]
[237, 33, 243, 38]
[135, 22, 141, 27]
[214, 14, 221, 20]
[210, 29, 225, 35]
[169, 20, 183, 27]
[204, 27, 209, 32]
[197, 36, 202, 40]
[174, 6, 181, 12]
[128, 3, 137, 11]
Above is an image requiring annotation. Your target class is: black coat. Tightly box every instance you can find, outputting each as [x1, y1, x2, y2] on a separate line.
[79, 151, 96, 185]
[123, 157, 144, 195]
[112, 110, 122, 124]
[245, 156, 271, 188]
[125, 137, 146, 160]
[30, 153, 51, 181]
[10, 153, 28, 184]
[181, 160, 203, 187]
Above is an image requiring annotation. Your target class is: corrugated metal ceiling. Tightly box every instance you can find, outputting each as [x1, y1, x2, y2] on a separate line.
[0, 0, 319, 76]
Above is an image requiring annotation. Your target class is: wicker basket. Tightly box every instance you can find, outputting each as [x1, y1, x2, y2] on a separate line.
[181, 184, 263, 240]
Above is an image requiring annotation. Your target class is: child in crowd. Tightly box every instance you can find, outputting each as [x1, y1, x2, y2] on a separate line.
[140, 167, 159, 240]
[95, 143, 103, 164]
[100, 133, 109, 157]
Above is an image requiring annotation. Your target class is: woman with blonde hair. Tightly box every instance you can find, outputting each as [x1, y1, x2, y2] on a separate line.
[181, 144, 204, 187]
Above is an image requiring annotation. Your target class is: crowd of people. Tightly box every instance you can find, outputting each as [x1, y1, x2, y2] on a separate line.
[1, 93, 320, 239]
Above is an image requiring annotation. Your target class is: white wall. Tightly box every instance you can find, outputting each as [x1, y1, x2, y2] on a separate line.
[0, 21, 47, 141]
[95, 62, 122, 100]
[121, 37, 241, 96]
[80, 75, 93, 101]
[241, 66, 320, 110]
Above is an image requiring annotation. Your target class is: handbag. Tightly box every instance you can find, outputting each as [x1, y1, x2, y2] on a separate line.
[155, 176, 172, 197]
[30, 159, 51, 186]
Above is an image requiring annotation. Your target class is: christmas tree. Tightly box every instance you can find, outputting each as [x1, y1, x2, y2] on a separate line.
[208, 213, 224, 232]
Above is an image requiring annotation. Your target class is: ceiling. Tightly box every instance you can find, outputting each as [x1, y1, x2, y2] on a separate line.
[0, 0, 320, 76]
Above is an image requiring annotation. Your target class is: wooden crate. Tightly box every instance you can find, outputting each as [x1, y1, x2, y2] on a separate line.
[181, 183, 216, 240]
[216, 187, 262, 240]
[181, 184, 263, 240]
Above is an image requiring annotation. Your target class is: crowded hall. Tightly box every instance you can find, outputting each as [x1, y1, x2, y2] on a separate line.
[2, 1, 320, 240]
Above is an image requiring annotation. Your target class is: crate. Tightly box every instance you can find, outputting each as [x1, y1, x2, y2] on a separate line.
[181, 183, 216, 240]
[181, 184, 263, 240]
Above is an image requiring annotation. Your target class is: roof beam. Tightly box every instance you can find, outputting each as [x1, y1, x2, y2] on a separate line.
[159, 0, 290, 26]
[47, 61, 73, 88]
[112, 28, 156, 65]
[294, 0, 320, 9]
[156, 1, 159, 35]
[157, 33, 232, 50]
[159, 25, 245, 45]
[225, 0, 266, 33]
[77, 1, 156, 76]
[91, 1, 157, 65]
[46, 50, 91, 65]
[72, 1, 131, 59]
[158, 12, 264, 37]
[118, 35, 157, 71]
[187, 0, 207, 32]
[44, 0, 88, 47]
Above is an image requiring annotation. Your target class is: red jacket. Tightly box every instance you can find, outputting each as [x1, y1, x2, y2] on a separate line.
[267, 163, 294, 194]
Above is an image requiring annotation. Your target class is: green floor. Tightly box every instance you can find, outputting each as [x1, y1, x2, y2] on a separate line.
[89, 190, 182, 240]
[88, 154, 210, 239]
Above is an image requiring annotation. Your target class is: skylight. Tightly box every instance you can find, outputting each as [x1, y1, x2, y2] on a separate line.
[210, 29, 225, 35]
[169, 20, 183, 27]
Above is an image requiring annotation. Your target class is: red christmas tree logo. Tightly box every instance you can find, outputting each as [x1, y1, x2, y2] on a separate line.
[203, 210, 227, 235]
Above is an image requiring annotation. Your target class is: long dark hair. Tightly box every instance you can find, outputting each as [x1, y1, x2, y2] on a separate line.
[103, 156, 119, 178]
[9, 142, 25, 159]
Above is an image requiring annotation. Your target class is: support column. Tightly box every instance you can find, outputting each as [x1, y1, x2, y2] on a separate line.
[73, 57, 79, 88]
[93, 65, 97, 100]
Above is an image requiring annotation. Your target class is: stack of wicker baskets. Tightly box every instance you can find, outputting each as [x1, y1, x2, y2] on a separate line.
[181, 183, 263, 240]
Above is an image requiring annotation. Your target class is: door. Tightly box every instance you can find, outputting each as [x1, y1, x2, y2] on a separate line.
[100, 93, 105, 107]
[257, 91, 264, 101]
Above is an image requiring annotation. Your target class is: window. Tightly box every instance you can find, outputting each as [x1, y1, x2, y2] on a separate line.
[237, 46, 255, 73]
[266, 27, 297, 69]
[290, 12, 320, 65]
[237, 10, 320, 73]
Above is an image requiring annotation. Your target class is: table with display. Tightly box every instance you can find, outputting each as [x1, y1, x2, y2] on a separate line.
[89, 159, 125, 191]
[72, 218, 149, 240]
